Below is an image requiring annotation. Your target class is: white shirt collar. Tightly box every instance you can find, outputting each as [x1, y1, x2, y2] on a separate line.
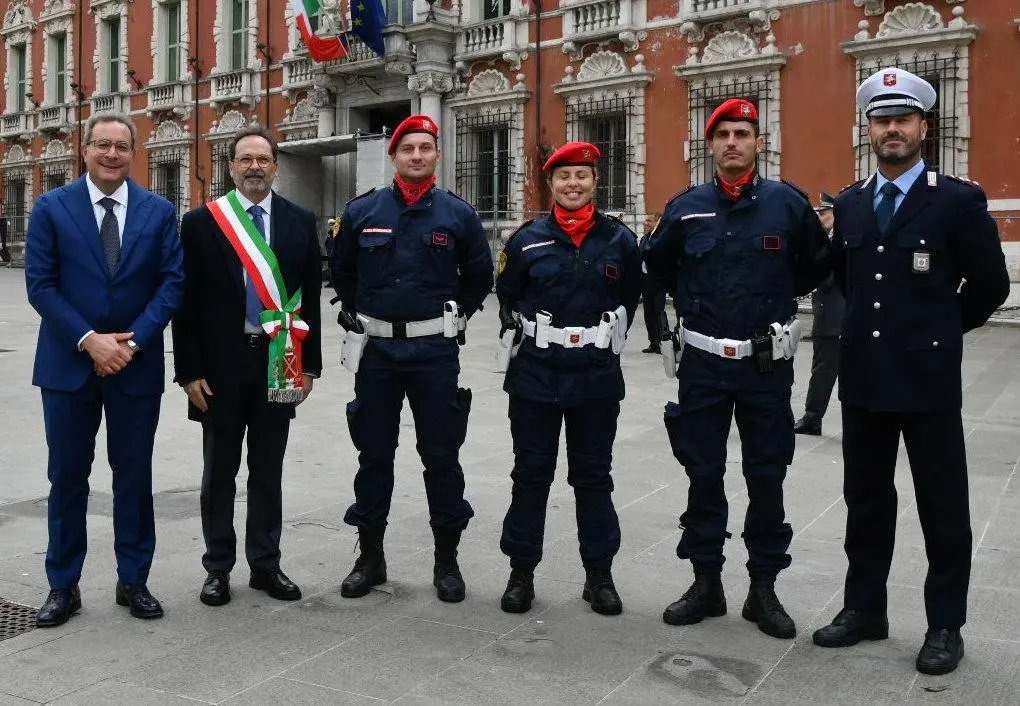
[233, 189, 273, 216]
[86, 174, 129, 208]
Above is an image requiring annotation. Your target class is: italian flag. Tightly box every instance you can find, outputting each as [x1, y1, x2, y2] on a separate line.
[291, 0, 349, 63]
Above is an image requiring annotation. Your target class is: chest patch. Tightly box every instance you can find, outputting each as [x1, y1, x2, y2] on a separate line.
[432, 232, 449, 247]
[912, 251, 931, 274]
[604, 262, 620, 281]
[762, 235, 781, 251]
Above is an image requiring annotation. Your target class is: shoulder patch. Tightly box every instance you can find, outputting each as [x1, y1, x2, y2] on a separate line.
[346, 187, 376, 206]
[780, 179, 811, 203]
[665, 185, 695, 207]
[839, 179, 865, 194]
[446, 189, 473, 205]
[945, 174, 982, 189]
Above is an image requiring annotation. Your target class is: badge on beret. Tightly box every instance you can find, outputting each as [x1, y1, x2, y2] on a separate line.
[497, 251, 507, 275]
[912, 250, 931, 274]
[423, 118, 434, 131]
[740, 103, 752, 116]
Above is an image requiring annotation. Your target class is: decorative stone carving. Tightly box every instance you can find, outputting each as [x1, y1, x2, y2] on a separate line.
[467, 69, 510, 96]
[701, 30, 758, 63]
[576, 51, 628, 82]
[42, 138, 66, 158]
[154, 120, 184, 142]
[4, 144, 27, 162]
[407, 72, 454, 95]
[876, 3, 943, 38]
[211, 109, 250, 135]
[385, 61, 414, 76]
[41, 0, 74, 19]
[853, 0, 886, 16]
[309, 84, 334, 109]
[292, 96, 318, 122]
[2, 0, 33, 31]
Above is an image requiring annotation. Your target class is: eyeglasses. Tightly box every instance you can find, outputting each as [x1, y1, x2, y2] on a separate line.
[233, 156, 274, 168]
[88, 139, 133, 155]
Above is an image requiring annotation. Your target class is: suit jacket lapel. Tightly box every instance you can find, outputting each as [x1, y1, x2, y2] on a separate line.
[117, 179, 155, 276]
[885, 168, 932, 235]
[270, 193, 294, 296]
[60, 177, 107, 274]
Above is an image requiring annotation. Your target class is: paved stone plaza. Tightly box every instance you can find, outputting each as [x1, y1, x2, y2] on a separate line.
[0, 268, 1017, 705]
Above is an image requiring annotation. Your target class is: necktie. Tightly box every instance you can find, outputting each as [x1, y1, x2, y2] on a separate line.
[98, 197, 120, 276]
[875, 181, 900, 237]
[245, 204, 267, 330]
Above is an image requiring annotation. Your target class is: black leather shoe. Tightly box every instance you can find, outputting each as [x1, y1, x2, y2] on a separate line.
[916, 629, 964, 675]
[742, 580, 796, 639]
[250, 569, 301, 601]
[433, 528, 466, 603]
[663, 574, 726, 625]
[342, 526, 387, 598]
[794, 415, 822, 436]
[500, 569, 535, 614]
[115, 582, 164, 619]
[582, 568, 623, 616]
[200, 571, 231, 606]
[36, 587, 81, 627]
[812, 608, 889, 647]
[642, 344, 661, 354]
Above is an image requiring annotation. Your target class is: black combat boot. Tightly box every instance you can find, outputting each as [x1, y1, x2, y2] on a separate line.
[662, 573, 727, 625]
[432, 528, 466, 603]
[742, 579, 796, 639]
[341, 526, 387, 598]
[500, 568, 535, 614]
[582, 567, 623, 616]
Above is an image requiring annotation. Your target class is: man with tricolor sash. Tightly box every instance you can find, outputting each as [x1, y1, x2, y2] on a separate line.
[172, 126, 323, 607]
[331, 114, 493, 603]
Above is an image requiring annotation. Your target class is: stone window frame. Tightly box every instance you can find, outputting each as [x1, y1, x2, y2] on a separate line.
[213, 0, 259, 73]
[38, 137, 74, 191]
[146, 120, 192, 218]
[150, 0, 191, 85]
[2, 0, 36, 116]
[39, 0, 75, 108]
[554, 50, 653, 228]
[843, 2, 977, 180]
[1, 144, 35, 241]
[448, 69, 530, 228]
[90, 0, 129, 96]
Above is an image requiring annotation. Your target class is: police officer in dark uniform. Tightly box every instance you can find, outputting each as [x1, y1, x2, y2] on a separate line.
[643, 99, 830, 639]
[640, 212, 667, 354]
[495, 142, 640, 615]
[812, 68, 1010, 675]
[794, 193, 844, 436]
[331, 115, 493, 603]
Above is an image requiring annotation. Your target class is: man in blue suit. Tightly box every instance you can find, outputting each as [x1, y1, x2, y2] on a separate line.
[25, 113, 185, 627]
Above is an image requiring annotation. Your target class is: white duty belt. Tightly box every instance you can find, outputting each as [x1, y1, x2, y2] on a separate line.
[681, 320, 801, 361]
[520, 307, 628, 352]
[522, 318, 600, 348]
[359, 314, 444, 338]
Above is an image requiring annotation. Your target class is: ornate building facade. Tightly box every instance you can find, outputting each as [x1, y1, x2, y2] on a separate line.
[0, 0, 1017, 299]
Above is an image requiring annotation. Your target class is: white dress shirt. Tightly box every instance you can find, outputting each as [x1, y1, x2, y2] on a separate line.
[77, 177, 130, 350]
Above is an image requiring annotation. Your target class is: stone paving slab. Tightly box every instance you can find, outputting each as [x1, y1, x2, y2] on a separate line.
[0, 269, 1018, 704]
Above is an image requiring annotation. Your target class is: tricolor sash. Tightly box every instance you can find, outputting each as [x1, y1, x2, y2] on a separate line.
[208, 190, 309, 403]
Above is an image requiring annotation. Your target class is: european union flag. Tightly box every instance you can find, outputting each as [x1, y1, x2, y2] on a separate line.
[350, 0, 387, 57]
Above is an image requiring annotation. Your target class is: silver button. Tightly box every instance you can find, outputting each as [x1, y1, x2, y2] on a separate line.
[872, 330, 881, 338]
[877, 245, 885, 253]
[875, 273, 883, 281]
[873, 301, 881, 309]
[933, 341, 939, 348]
[920, 239, 926, 246]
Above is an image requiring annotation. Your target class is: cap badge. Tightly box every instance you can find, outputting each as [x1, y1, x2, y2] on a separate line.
[423, 118, 434, 131]
[740, 103, 752, 116]
[582, 149, 592, 159]
[883, 73, 897, 87]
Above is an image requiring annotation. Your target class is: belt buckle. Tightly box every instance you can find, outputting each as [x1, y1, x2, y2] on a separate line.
[244, 333, 263, 348]
[391, 321, 407, 339]
[718, 338, 742, 358]
[562, 327, 585, 348]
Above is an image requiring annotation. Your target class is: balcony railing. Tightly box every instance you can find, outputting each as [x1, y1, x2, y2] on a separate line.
[284, 56, 313, 86]
[38, 104, 74, 132]
[209, 69, 258, 108]
[682, 0, 760, 18]
[571, 0, 623, 34]
[146, 81, 191, 116]
[90, 92, 130, 115]
[460, 18, 509, 56]
[0, 112, 32, 139]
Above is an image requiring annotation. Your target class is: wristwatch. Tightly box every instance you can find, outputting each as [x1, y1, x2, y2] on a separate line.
[126, 340, 139, 354]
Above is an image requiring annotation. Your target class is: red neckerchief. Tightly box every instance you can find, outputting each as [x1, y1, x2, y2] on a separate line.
[715, 169, 757, 202]
[553, 202, 596, 248]
[393, 174, 436, 205]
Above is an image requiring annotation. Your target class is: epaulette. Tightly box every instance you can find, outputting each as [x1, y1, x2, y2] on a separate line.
[839, 179, 865, 194]
[497, 219, 536, 276]
[780, 179, 811, 203]
[346, 187, 376, 205]
[944, 174, 982, 189]
[665, 185, 695, 207]
[446, 189, 472, 205]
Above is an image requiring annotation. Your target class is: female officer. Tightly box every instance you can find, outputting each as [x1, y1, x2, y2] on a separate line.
[494, 142, 641, 615]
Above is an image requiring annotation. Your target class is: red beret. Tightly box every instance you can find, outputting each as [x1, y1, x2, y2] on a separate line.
[542, 141, 601, 172]
[388, 114, 439, 154]
[704, 99, 758, 139]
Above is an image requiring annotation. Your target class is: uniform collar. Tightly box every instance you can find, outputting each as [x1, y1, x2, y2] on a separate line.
[875, 159, 926, 197]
